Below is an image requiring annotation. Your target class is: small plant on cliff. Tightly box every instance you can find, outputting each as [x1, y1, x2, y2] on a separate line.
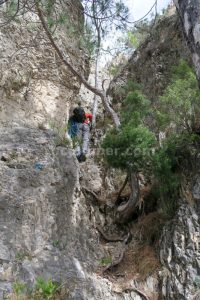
[12, 281, 27, 300]
[99, 256, 112, 266]
[34, 277, 58, 300]
[10, 277, 60, 300]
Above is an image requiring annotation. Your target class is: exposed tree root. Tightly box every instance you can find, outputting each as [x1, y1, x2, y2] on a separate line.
[102, 232, 131, 273]
[81, 186, 103, 203]
[115, 172, 140, 223]
[96, 224, 124, 242]
[113, 285, 150, 300]
[102, 245, 127, 273]
[115, 174, 129, 206]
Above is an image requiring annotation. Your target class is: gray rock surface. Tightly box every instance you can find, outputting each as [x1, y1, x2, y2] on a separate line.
[0, 126, 159, 300]
[0, 126, 98, 299]
[0, 0, 89, 128]
[174, 0, 200, 85]
[108, 11, 191, 102]
[159, 201, 200, 300]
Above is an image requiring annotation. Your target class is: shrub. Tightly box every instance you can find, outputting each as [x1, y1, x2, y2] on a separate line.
[155, 60, 200, 132]
[10, 277, 60, 300]
[103, 61, 200, 219]
[102, 90, 156, 173]
[34, 277, 58, 300]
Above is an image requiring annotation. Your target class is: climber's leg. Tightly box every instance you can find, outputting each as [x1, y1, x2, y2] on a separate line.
[75, 123, 83, 158]
[82, 123, 90, 155]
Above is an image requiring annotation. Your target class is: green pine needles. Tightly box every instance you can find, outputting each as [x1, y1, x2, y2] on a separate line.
[102, 60, 200, 217]
[102, 89, 156, 172]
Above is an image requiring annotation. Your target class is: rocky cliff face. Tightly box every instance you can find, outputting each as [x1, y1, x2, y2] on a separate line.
[160, 201, 200, 300]
[0, 3, 200, 300]
[108, 9, 200, 300]
[109, 10, 191, 102]
[174, 0, 200, 86]
[0, 126, 111, 299]
[0, 0, 89, 128]
[0, 127, 159, 300]
[0, 2, 158, 299]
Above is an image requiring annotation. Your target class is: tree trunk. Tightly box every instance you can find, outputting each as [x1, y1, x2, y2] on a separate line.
[92, 19, 101, 127]
[92, 50, 100, 127]
[115, 172, 140, 223]
[174, 0, 200, 85]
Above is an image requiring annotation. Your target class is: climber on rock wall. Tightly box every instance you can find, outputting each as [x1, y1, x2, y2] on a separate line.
[68, 103, 92, 162]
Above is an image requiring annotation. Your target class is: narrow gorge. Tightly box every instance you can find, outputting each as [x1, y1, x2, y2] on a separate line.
[0, 1, 200, 300]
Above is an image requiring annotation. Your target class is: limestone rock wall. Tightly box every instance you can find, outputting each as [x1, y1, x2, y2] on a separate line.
[0, 126, 160, 300]
[108, 12, 191, 102]
[0, 126, 103, 299]
[174, 0, 200, 86]
[160, 197, 200, 300]
[0, 0, 89, 128]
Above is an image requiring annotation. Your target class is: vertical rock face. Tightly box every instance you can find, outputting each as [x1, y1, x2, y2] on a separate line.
[174, 0, 200, 85]
[0, 126, 158, 300]
[108, 12, 191, 102]
[0, 0, 89, 127]
[0, 126, 102, 299]
[160, 200, 200, 300]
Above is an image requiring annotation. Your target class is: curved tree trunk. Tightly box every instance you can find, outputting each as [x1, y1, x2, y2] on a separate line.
[92, 14, 101, 127]
[115, 172, 140, 223]
[92, 50, 100, 127]
[174, 0, 200, 85]
[115, 174, 129, 206]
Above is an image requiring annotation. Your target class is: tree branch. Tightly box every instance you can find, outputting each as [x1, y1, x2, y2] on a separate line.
[34, 0, 120, 128]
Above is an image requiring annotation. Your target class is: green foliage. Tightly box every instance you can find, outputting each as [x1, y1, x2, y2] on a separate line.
[34, 277, 58, 300]
[15, 250, 32, 261]
[103, 125, 155, 172]
[58, 12, 68, 25]
[151, 60, 200, 215]
[44, 0, 55, 16]
[194, 276, 200, 288]
[102, 90, 156, 173]
[52, 240, 60, 248]
[103, 60, 200, 218]
[6, 0, 18, 17]
[79, 23, 96, 56]
[127, 31, 139, 48]
[52, 239, 67, 250]
[83, 0, 129, 53]
[156, 60, 200, 132]
[121, 19, 151, 51]
[152, 137, 181, 216]
[99, 256, 112, 266]
[11, 278, 59, 300]
[13, 281, 26, 298]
